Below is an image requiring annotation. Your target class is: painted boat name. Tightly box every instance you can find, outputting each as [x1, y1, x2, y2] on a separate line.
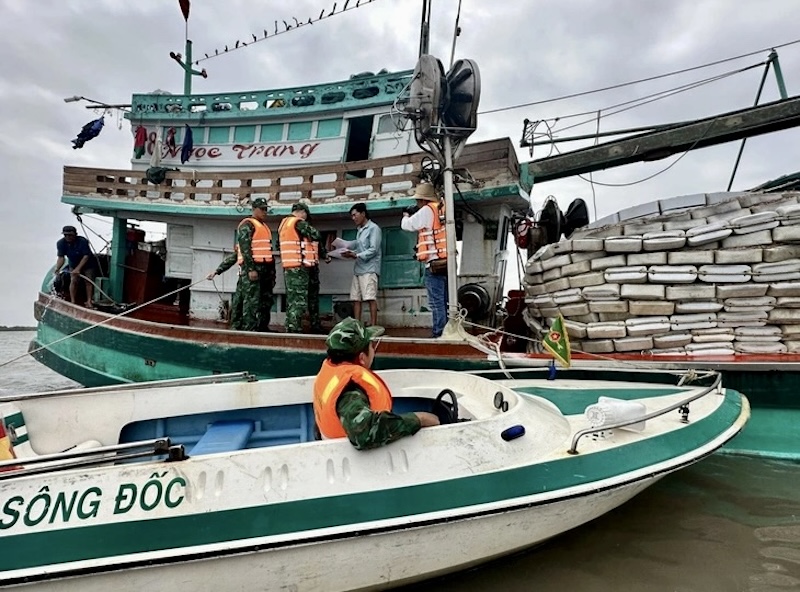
[0, 473, 186, 529]
[147, 132, 321, 160]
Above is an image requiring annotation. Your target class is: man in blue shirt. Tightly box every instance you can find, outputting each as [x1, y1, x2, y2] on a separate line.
[55, 225, 97, 308]
[343, 203, 382, 327]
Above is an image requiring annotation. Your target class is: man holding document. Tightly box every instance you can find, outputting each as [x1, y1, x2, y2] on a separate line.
[335, 202, 382, 327]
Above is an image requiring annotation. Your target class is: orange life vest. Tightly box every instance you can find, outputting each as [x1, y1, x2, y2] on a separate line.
[278, 216, 319, 268]
[313, 360, 393, 439]
[236, 218, 274, 264]
[416, 202, 447, 262]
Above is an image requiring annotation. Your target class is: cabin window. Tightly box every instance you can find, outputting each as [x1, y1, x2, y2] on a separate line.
[316, 118, 343, 139]
[377, 114, 406, 134]
[260, 124, 284, 142]
[234, 125, 256, 143]
[208, 126, 230, 144]
[188, 126, 205, 143]
[288, 122, 313, 141]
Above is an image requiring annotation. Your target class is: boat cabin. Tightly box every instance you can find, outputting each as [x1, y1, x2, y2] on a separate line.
[58, 69, 530, 333]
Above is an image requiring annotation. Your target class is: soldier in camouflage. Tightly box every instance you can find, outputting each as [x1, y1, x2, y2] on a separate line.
[305, 210, 330, 333]
[278, 202, 329, 333]
[207, 197, 275, 331]
[312, 317, 440, 449]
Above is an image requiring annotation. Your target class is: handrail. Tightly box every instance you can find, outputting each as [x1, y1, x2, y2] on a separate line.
[0, 438, 175, 481]
[0, 371, 256, 403]
[567, 372, 723, 455]
[61, 138, 519, 205]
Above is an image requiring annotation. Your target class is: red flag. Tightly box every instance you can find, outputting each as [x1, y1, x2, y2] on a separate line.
[179, 0, 190, 21]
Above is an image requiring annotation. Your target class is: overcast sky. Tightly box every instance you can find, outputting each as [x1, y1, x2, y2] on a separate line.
[1, 0, 799, 326]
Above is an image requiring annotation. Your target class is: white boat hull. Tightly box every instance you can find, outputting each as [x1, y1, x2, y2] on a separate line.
[22, 477, 659, 592]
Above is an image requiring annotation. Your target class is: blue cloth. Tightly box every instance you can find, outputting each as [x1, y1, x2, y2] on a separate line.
[424, 269, 448, 338]
[71, 117, 104, 149]
[353, 219, 382, 276]
[181, 124, 194, 164]
[56, 236, 96, 270]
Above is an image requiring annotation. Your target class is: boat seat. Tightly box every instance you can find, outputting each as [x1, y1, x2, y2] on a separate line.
[1, 404, 102, 459]
[190, 420, 254, 456]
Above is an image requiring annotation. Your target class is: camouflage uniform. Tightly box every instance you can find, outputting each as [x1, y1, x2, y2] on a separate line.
[283, 218, 327, 333]
[320, 318, 421, 450]
[217, 220, 275, 331]
[213, 252, 242, 328]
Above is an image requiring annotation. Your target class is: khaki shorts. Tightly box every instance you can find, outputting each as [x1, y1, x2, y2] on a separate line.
[350, 273, 378, 301]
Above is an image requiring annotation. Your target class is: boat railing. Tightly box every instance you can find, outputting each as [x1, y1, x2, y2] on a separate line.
[567, 372, 723, 454]
[129, 69, 414, 120]
[0, 371, 256, 403]
[62, 138, 521, 205]
[0, 438, 182, 481]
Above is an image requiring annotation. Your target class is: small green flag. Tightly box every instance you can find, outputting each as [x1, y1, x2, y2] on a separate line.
[542, 314, 571, 368]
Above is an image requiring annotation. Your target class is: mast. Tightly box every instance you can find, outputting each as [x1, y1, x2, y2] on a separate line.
[419, 0, 432, 57]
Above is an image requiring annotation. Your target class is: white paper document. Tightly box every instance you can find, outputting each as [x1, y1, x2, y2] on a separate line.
[328, 237, 358, 259]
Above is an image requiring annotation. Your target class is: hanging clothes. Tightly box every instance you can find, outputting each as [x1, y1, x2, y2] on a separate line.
[71, 116, 104, 149]
[149, 127, 162, 167]
[165, 127, 176, 149]
[180, 124, 193, 164]
[133, 125, 147, 159]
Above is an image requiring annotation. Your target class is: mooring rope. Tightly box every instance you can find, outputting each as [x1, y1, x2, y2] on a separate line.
[0, 278, 206, 371]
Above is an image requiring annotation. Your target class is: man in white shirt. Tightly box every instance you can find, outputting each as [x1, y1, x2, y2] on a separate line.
[400, 182, 449, 337]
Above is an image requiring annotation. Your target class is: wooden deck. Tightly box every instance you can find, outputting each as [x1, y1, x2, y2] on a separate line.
[62, 138, 524, 206]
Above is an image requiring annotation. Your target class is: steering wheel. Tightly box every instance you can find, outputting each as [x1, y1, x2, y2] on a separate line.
[433, 388, 459, 424]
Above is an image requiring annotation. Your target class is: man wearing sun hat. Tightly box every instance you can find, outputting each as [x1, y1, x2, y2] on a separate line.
[401, 181, 449, 338]
[207, 197, 275, 331]
[313, 317, 439, 449]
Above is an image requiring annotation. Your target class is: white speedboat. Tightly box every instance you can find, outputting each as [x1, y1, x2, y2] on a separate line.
[0, 369, 748, 590]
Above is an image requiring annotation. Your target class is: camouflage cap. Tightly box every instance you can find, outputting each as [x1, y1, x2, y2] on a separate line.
[325, 317, 385, 355]
[292, 202, 310, 214]
[251, 197, 269, 209]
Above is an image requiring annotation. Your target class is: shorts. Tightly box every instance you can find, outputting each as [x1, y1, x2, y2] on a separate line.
[350, 273, 378, 301]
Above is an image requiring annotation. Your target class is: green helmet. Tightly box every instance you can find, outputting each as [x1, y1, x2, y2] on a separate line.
[325, 317, 385, 355]
[292, 202, 310, 214]
[251, 197, 269, 210]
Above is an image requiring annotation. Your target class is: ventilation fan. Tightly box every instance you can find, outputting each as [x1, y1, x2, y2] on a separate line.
[537, 199, 563, 245]
[443, 58, 480, 136]
[563, 198, 590, 238]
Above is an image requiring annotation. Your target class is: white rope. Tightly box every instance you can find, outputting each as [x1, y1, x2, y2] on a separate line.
[0, 278, 206, 371]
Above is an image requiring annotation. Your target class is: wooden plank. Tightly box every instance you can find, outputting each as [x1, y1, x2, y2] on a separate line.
[63, 138, 518, 201]
[527, 97, 800, 182]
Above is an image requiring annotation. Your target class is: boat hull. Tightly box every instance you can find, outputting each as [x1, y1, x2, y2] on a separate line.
[13, 477, 658, 592]
[32, 294, 495, 386]
[0, 369, 746, 590]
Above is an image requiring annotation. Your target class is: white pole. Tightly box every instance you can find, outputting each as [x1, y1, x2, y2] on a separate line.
[443, 137, 459, 320]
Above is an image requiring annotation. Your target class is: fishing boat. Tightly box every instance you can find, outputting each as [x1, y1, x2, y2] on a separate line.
[31, 43, 529, 386]
[29, 4, 800, 462]
[0, 367, 748, 590]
